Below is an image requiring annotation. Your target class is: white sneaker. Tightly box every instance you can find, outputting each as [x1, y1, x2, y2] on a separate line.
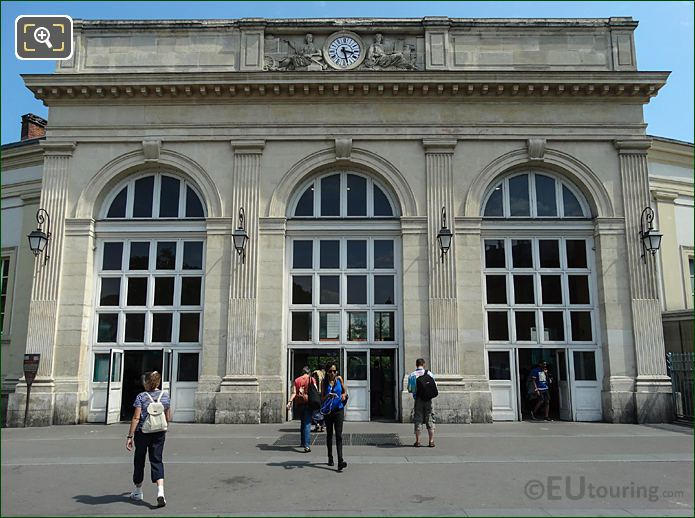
[129, 488, 143, 501]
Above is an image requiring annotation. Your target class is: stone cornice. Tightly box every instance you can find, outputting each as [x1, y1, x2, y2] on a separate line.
[230, 140, 266, 154]
[0, 142, 44, 169]
[39, 141, 76, 156]
[423, 139, 457, 153]
[614, 139, 651, 155]
[23, 71, 669, 105]
[73, 17, 637, 30]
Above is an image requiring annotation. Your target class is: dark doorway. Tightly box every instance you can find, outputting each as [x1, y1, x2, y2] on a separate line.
[121, 350, 163, 420]
[291, 349, 342, 380]
[289, 349, 341, 421]
[517, 348, 561, 421]
[370, 349, 396, 420]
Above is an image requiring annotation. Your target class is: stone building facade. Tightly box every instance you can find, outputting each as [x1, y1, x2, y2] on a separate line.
[1, 16, 675, 426]
[648, 137, 694, 355]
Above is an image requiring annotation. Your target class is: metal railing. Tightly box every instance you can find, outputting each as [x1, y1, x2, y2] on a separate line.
[666, 352, 694, 421]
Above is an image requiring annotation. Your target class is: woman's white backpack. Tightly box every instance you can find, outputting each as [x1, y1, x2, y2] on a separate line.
[142, 391, 168, 433]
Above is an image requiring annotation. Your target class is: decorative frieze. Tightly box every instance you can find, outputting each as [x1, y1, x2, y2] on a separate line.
[264, 31, 420, 72]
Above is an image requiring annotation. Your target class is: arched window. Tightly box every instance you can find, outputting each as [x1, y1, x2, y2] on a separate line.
[482, 171, 589, 219]
[481, 169, 602, 422]
[90, 170, 205, 423]
[290, 172, 397, 218]
[102, 172, 205, 219]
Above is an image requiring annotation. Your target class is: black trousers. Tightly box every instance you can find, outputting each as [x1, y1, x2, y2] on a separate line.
[133, 431, 166, 484]
[324, 409, 344, 462]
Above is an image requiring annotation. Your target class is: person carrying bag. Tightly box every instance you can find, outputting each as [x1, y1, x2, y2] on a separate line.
[322, 363, 348, 472]
[125, 371, 171, 507]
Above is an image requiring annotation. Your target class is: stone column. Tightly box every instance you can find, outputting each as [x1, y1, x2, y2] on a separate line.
[215, 140, 265, 423]
[615, 140, 673, 423]
[256, 217, 287, 423]
[593, 218, 638, 422]
[7, 141, 76, 427]
[422, 139, 467, 422]
[456, 216, 493, 423]
[399, 216, 430, 422]
[195, 218, 232, 423]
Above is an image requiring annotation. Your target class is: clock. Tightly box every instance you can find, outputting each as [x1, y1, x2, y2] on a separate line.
[322, 31, 365, 70]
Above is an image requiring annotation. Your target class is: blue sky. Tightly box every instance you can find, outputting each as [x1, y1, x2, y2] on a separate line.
[1, 1, 693, 144]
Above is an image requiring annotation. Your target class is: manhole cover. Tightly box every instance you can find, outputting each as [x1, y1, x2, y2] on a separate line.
[351, 433, 401, 446]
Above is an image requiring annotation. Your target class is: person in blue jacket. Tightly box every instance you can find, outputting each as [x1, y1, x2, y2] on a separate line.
[322, 363, 348, 472]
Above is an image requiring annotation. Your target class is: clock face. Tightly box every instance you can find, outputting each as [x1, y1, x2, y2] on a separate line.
[323, 32, 365, 70]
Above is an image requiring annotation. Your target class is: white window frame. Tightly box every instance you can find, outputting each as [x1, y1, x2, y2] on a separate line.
[101, 171, 206, 220]
[681, 246, 695, 309]
[0, 248, 17, 339]
[481, 171, 591, 219]
[92, 237, 205, 353]
[288, 171, 399, 219]
[287, 232, 401, 350]
[481, 235, 598, 350]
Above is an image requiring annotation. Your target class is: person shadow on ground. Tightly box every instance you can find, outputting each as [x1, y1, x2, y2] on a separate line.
[73, 492, 158, 509]
[267, 460, 334, 472]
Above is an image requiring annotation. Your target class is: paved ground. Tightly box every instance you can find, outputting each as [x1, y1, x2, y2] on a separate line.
[2, 421, 693, 516]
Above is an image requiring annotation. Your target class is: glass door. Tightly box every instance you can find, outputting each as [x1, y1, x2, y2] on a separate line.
[105, 348, 124, 424]
[487, 349, 517, 421]
[170, 350, 199, 422]
[162, 348, 172, 393]
[344, 349, 369, 421]
[555, 349, 572, 420]
[570, 349, 602, 421]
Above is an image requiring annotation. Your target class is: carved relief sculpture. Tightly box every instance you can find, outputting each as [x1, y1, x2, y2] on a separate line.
[265, 33, 326, 71]
[264, 32, 420, 71]
[364, 33, 417, 70]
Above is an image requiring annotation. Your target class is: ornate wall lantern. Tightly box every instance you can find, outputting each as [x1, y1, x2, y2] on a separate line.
[27, 209, 51, 264]
[639, 206, 663, 263]
[232, 207, 249, 264]
[436, 206, 453, 263]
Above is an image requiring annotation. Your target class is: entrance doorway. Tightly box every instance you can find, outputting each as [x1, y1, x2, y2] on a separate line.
[288, 348, 398, 422]
[488, 347, 601, 422]
[91, 347, 200, 424]
[370, 349, 396, 420]
[121, 350, 164, 420]
[517, 348, 566, 421]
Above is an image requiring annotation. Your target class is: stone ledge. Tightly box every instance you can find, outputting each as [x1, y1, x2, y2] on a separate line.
[24, 71, 669, 105]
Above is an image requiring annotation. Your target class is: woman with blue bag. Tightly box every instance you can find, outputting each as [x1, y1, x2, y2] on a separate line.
[321, 363, 348, 472]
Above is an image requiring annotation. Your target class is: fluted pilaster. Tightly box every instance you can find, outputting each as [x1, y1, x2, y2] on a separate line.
[26, 142, 76, 380]
[615, 140, 667, 380]
[225, 141, 265, 378]
[423, 139, 459, 376]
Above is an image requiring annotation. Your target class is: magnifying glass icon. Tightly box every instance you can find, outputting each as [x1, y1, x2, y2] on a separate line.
[33, 26, 53, 49]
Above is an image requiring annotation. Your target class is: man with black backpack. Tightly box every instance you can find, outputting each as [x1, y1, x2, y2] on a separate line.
[407, 358, 438, 447]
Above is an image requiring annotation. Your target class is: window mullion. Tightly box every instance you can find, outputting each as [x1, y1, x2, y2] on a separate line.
[526, 171, 538, 218]
[125, 181, 134, 219]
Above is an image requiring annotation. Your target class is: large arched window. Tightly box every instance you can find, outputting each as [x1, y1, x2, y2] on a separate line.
[102, 172, 205, 219]
[290, 171, 397, 218]
[481, 169, 602, 422]
[286, 170, 401, 421]
[482, 171, 589, 219]
[90, 170, 205, 423]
